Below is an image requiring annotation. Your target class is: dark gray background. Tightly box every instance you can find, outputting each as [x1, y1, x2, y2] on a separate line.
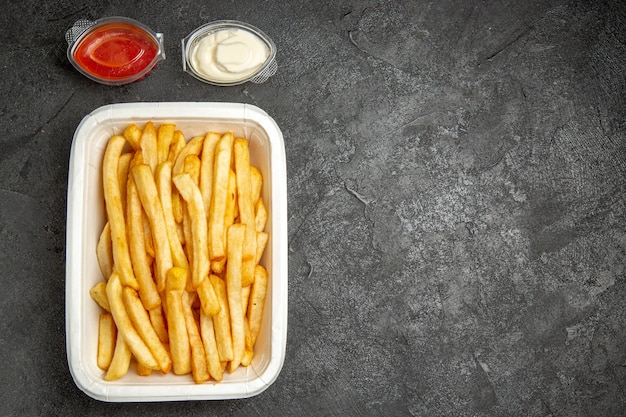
[1, 0, 624, 416]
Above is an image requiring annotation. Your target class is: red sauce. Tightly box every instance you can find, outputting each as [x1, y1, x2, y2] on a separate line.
[73, 23, 159, 82]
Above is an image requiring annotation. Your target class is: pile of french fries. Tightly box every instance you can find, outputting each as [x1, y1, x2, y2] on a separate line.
[89, 121, 269, 383]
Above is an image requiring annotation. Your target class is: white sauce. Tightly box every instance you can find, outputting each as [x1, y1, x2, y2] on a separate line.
[191, 28, 270, 82]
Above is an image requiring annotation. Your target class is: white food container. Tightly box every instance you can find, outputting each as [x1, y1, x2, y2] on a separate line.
[65, 102, 288, 402]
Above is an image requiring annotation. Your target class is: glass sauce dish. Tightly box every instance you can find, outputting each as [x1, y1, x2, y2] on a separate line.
[66, 17, 165, 86]
[182, 20, 277, 86]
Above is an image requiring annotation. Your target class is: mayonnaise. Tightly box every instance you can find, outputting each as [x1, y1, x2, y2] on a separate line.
[191, 28, 270, 83]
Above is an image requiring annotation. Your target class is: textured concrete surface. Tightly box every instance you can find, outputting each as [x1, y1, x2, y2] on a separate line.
[0, 0, 624, 416]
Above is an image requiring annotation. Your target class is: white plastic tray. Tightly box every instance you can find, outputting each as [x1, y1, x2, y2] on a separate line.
[65, 102, 287, 402]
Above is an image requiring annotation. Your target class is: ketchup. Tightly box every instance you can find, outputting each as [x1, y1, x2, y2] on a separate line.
[72, 23, 159, 82]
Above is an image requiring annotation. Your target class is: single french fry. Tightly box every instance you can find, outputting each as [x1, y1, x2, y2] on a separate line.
[210, 261, 224, 276]
[200, 132, 221, 213]
[197, 275, 221, 317]
[118, 152, 132, 217]
[242, 316, 253, 367]
[169, 130, 187, 224]
[248, 265, 268, 346]
[241, 285, 251, 316]
[255, 198, 268, 233]
[123, 123, 141, 151]
[132, 164, 173, 292]
[208, 132, 233, 265]
[104, 331, 132, 381]
[168, 130, 186, 164]
[250, 165, 263, 205]
[165, 266, 187, 296]
[149, 306, 169, 344]
[136, 361, 153, 376]
[211, 169, 237, 274]
[181, 153, 201, 270]
[129, 148, 144, 168]
[173, 173, 211, 290]
[210, 274, 233, 362]
[122, 287, 172, 373]
[225, 170, 238, 227]
[90, 281, 110, 312]
[127, 178, 161, 310]
[233, 138, 255, 231]
[97, 312, 116, 370]
[233, 187, 239, 220]
[140, 121, 158, 174]
[255, 231, 269, 264]
[244, 311, 253, 353]
[172, 191, 184, 225]
[182, 209, 193, 279]
[182, 155, 201, 283]
[155, 161, 189, 270]
[103, 135, 138, 290]
[183, 154, 202, 185]
[96, 222, 113, 281]
[128, 146, 143, 175]
[234, 138, 257, 287]
[165, 267, 191, 375]
[176, 218, 185, 244]
[245, 314, 254, 352]
[182, 151, 200, 283]
[142, 215, 155, 259]
[241, 349, 254, 367]
[106, 273, 159, 370]
[173, 136, 204, 178]
[182, 292, 210, 383]
[241, 245, 256, 287]
[226, 223, 246, 372]
[157, 123, 175, 164]
[200, 311, 224, 382]
[128, 150, 157, 260]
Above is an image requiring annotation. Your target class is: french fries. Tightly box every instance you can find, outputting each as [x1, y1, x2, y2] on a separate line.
[106, 273, 159, 371]
[91, 123, 270, 383]
[182, 292, 210, 383]
[173, 136, 204, 178]
[131, 164, 173, 292]
[140, 121, 158, 174]
[122, 287, 172, 373]
[208, 132, 233, 265]
[166, 267, 191, 375]
[103, 135, 138, 290]
[200, 311, 223, 381]
[234, 138, 257, 287]
[104, 331, 132, 381]
[123, 123, 141, 151]
[211, 169, 237, 274]
[155, 161, 188, 270]
[127, 178, 161, 310]
[210, 274, 234, 362]
[97, 313, 116, 370]
[172, 173, 210, 290]
[226, 224, 246, 372]
[95, 222, 113, 280]
[90, 281, 110, 312]
[200, 132, 221, 216]
[248, 265, 269, 346]
[157, 123, 175, 164]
